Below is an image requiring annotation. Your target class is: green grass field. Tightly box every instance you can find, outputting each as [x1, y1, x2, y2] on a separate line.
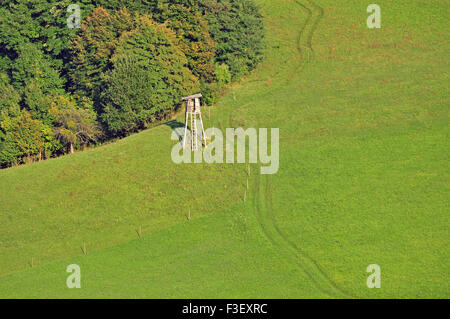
[0, 0, 448, 298]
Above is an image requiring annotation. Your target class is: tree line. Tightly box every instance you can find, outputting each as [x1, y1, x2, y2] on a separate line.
[0, 0, 264, 167]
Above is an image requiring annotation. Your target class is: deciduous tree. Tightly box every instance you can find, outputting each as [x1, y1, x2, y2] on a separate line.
[101, 16, 199, 135]
[49, 95, 101, 154]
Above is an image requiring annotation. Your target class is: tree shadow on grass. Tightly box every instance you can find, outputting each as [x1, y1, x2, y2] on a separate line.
[165, 120, 185, 142]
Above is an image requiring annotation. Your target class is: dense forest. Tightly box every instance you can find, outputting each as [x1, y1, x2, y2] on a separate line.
[0, 0, 264, 167]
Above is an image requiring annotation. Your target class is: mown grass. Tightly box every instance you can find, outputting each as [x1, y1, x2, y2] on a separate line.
[0, 120, 246, 276]
[0, 0, 448, 298]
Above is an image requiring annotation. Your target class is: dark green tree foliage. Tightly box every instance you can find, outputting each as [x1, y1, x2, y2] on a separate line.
[0, 0, 264, 167]
[23, 81, 54, 125]
[151, 2, 216, 82]
[73, 2, 216, 82]
[12, 43, 64, 95]
[0, 0, 87, 68]
[69, 7, 137, 101]
[101, 16, 199, 135]
[199, 0, 264, 80]
[11, 43, 65, 125]
[0, 73, 21, 113]
[0, 1, 43, 53]
[92, 0, 264, 81]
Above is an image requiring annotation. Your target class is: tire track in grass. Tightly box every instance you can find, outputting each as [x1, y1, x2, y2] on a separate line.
[250, 0, 323, 102]
[253, 169, 354, 298]
[283, 0, 324, 84]
[277, 0, 324, 83]
[264, 0, 313, 81]
[294, 0, 324, 58]
[251, 1, 355, 298]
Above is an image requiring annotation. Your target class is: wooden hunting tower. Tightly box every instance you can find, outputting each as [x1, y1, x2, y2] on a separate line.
[182, 93, 207, 150]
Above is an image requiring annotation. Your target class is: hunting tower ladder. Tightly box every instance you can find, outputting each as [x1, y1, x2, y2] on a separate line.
[182, 93, 207, 151]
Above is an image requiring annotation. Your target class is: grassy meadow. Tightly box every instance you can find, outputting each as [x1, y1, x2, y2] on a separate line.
[0, 0, 448, 298]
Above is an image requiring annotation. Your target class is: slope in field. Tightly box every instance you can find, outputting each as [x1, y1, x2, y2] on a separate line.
[0, 0, 448, 298]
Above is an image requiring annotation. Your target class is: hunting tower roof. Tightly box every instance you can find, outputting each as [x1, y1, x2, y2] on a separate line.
[181, 93, 202, 101]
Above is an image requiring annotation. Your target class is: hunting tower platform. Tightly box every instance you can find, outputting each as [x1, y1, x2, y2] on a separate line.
[182, 93, 206, 150]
